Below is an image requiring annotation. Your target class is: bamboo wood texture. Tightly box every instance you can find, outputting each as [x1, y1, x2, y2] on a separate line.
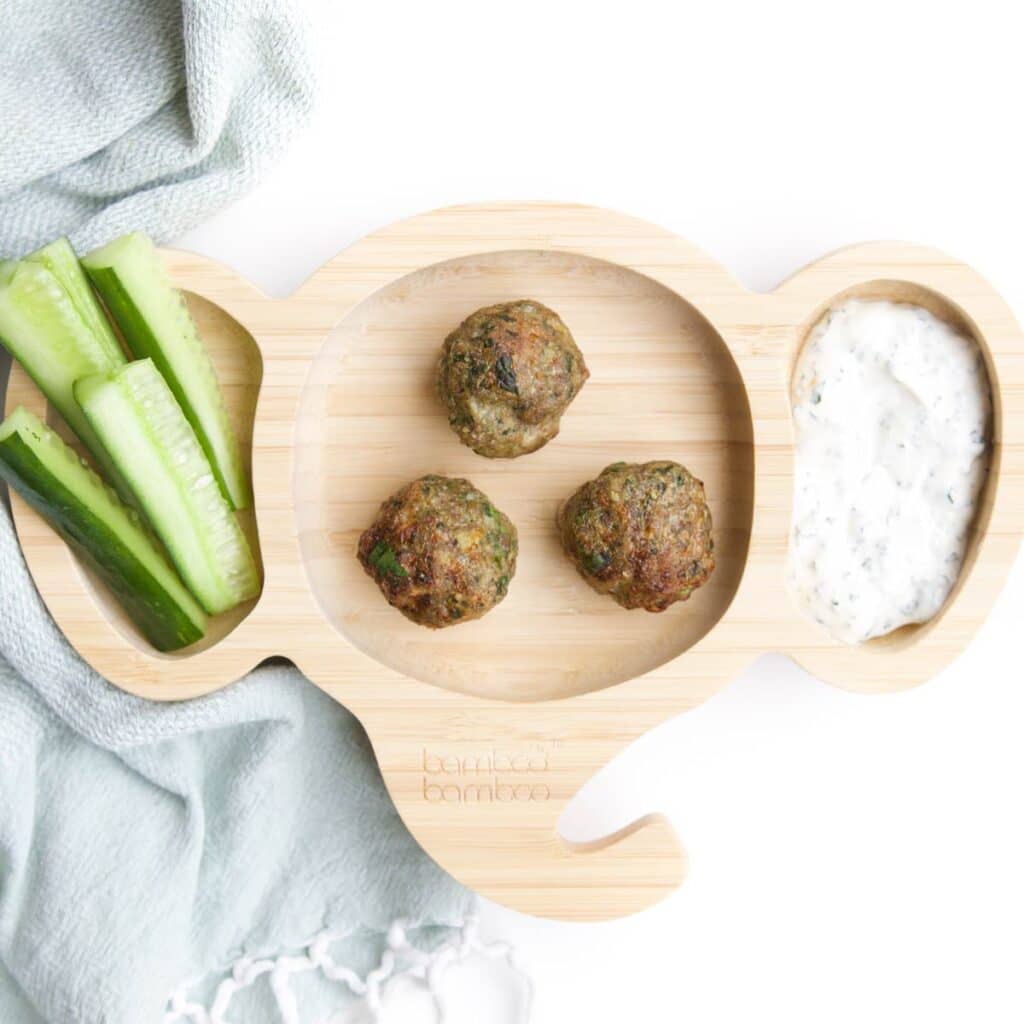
[5, 203, 1023, 921]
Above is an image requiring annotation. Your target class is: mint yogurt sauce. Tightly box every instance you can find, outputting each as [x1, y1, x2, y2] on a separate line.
[787, 298, 991, 644]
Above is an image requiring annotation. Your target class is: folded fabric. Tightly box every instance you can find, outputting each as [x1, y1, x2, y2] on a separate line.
[0, 1, 475, 1020]
[0, 0, 317, 255]
[0, 530, 472, 1020]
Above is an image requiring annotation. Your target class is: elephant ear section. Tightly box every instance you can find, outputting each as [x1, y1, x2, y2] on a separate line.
[3, 246, 277, 699]
[770, 241, 1024, 694]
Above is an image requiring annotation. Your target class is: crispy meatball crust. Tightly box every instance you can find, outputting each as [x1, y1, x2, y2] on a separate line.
[437, 299, 589, 458]
[557, 461, 715, 612]
[358, 475, 518, 628]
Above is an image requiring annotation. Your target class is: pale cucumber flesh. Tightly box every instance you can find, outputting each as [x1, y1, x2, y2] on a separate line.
[26, 237, 125, 367]
[75, 359, 261, 615]
[0, 255, 126, 471]
[83, 232, 251, 510]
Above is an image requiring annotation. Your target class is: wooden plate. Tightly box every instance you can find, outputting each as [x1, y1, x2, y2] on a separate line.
[6, 203, 1023, 920]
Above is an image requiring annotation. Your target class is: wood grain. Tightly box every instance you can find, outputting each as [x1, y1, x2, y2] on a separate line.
[5, 202, 1023, 920]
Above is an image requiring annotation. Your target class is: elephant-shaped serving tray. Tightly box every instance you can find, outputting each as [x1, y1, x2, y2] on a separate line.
[7, 202, 1023, 920]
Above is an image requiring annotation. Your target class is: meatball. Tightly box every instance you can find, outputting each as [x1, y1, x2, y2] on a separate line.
[557, 461, 714, 612]
[437, 300, 589, 458]
[357, 475, 518, 628]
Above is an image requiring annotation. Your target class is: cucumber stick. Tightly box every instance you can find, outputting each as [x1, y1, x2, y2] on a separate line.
[0, 240, 125, 465]
[75, 360, 261, 615]
[0, 407, 206, 652]
[83, 233, 251, 509]
[26, 238, 124, 365]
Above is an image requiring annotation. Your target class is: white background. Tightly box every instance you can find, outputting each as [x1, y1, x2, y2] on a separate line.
[178, 3, 1024, 1021]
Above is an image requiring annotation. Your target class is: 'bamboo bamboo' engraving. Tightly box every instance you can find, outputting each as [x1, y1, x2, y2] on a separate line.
[421, 747, 551, 803]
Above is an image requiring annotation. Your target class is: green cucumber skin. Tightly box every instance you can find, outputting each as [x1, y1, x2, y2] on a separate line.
[85, 259, 251, 510]
[0, 429, 206, 652]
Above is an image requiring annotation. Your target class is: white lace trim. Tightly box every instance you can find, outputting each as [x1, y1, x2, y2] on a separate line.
[163, 917, 531, 1023]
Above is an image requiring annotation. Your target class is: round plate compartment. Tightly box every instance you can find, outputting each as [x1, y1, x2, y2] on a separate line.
[294, 249, 754, 701]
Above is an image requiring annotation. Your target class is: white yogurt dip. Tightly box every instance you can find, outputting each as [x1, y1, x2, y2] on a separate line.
[787, 298, 991, 644]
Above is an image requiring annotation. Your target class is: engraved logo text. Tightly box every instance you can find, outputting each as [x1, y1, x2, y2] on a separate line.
[421, 747, 550, 804]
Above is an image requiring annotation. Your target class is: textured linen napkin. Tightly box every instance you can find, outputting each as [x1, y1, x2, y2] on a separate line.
[0, 2, 475, 1022]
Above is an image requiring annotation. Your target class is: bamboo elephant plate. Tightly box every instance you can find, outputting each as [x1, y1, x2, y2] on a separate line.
[6, 202, 1024, 921]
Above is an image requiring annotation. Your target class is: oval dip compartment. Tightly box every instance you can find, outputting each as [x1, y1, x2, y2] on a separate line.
[20, 289, 265, 660]
[786, 280, 997, 652]
[294, 249, 755, 701]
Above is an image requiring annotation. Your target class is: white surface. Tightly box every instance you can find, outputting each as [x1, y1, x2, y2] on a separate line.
[178, 2, 1024, 1020]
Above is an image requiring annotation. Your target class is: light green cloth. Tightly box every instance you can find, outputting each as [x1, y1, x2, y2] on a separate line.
[0, 2, 473, 1022]
[1, 0, 317, 254]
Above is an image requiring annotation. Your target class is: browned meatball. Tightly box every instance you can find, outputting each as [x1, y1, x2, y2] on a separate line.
[437, 300, 589, 458]
[357, 475, 518, 628]
[557, 461, 714, 612]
